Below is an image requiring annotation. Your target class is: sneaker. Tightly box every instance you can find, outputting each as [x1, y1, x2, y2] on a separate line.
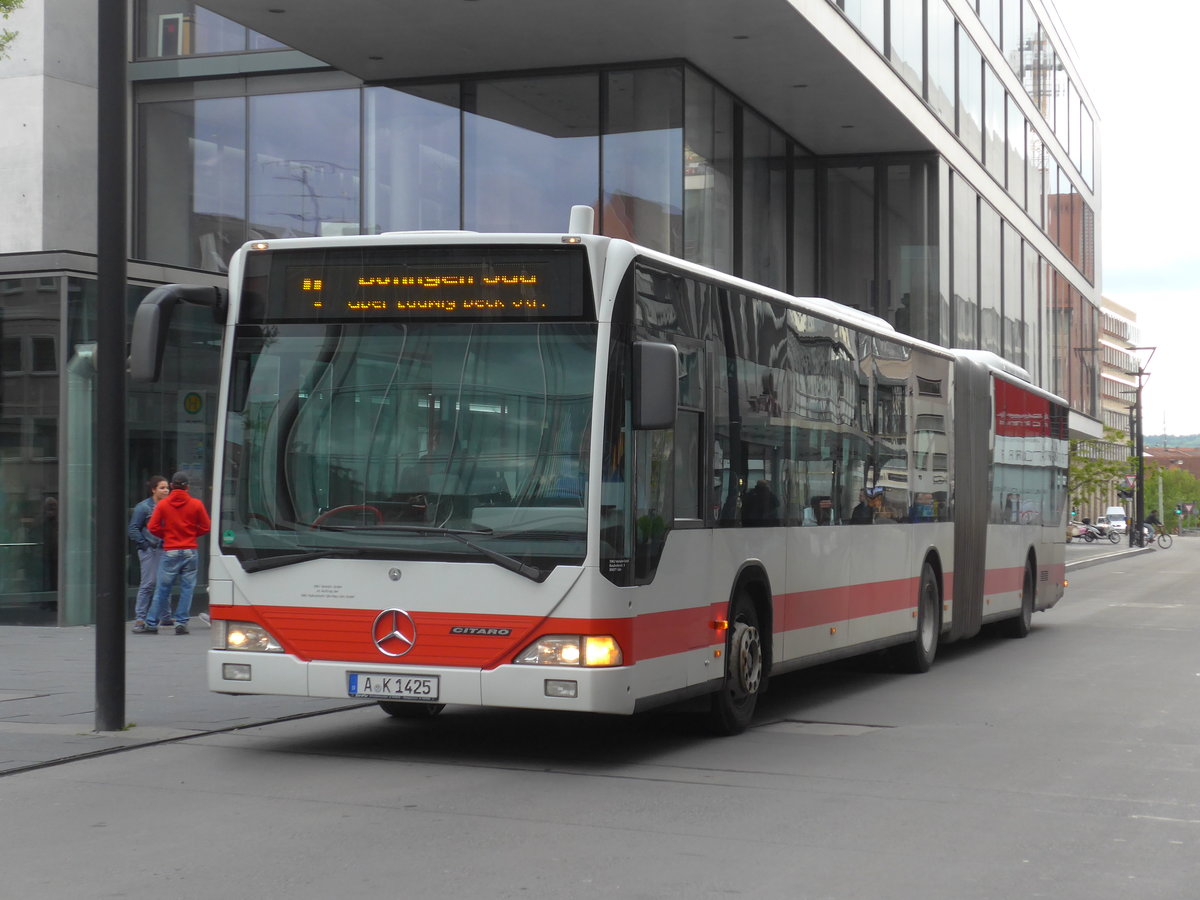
[175, 624, 189, 635]
[131, 619, 145, 632]
[133, 624, 157, 634]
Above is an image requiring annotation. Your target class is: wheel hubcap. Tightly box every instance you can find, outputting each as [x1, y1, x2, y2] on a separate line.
[731, 621, 762, 695]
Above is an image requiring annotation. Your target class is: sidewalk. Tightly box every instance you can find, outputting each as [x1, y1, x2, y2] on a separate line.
[0, 617, 362, 775]
[0, 541, 1163, 775]
[1064, 538, 1157, 570]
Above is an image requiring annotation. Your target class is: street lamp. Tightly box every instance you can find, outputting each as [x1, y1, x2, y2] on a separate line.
[1124, 347, 1156, 548]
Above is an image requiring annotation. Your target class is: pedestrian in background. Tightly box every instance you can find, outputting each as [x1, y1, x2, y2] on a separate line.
[128, 474, 169, 633]
[140, 471, 210, 635]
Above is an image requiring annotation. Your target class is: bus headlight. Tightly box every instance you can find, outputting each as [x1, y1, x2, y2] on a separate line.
[217, 621, 284, 652]
[515, 635, 623, 667]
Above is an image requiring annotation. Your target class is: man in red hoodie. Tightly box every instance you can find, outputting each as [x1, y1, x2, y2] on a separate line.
[137, 471, 211, 635]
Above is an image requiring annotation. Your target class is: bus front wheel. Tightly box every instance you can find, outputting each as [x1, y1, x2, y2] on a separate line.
[708, 589, 763, 736]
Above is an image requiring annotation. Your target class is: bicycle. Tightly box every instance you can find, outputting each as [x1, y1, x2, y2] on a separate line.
[1141, 523, 1173, 549]
[1153, 524, 1173, 550]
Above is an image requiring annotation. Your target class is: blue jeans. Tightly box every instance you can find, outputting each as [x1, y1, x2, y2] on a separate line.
[135, 546, 162, 620]
[147, 548, 197, 628]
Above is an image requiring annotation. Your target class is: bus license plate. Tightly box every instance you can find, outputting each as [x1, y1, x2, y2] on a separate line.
[348, 673, 439, 701]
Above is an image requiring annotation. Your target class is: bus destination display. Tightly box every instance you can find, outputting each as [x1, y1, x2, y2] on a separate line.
[281, 261, 578, 319]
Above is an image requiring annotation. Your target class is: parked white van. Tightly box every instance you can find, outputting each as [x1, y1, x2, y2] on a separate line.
[1104, 506, 1128, 534]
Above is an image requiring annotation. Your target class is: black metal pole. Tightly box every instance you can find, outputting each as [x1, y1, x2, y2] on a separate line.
[95, 0, 128, 732]
[1134, 375, 1145, 548]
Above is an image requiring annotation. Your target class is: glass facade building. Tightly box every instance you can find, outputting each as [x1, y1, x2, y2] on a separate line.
[0, 0, 1103, 623]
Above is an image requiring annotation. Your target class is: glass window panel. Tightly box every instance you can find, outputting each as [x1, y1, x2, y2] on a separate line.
[951, 174, 978, 349]
[249, 90, 360, 240]
[1006, 95, 1026, 205]
[984, 65, 1005, 183]
[1, 335, 21, 372]
[1024, 20, 1051, 125]
[1038, 260, 1053, 393]
[465, 74, 600, 234]
[958, 33, 983, 161]
[793, 156, 817, 296]
[979, 202, 1001, 354]
[1044, 42, 1058, 137]
[1002, 222, 1023, 368]
[979, 0, 1001, 46]
[1045, 158, 1063, 248]
[136, 3, 291, 58]
[842, 1, 884, 50]
[1080, 105, 1094, 188]
[31, 336, 56, 373]
[1021, 3, 1039, 96]
[1002, 0, 1022, 75]
[741, 110, 788, 290]
[247, 28, 288, 51]
[927, 1, 957, 125]
[885, 160, 937, 343]
[1026, 127, 1044, 225]
[603, 68, 683, 255]
[1066, 79, 1077, 162]
[1081, 199, 1095, 283]
[138, 97, 246, 271]
[683, 68, 734, 273]
[823, 165, 876, 317]
[889, 0, 924, 95]
[1023, 242, 1039, 383]
[365, 84, 460, 233]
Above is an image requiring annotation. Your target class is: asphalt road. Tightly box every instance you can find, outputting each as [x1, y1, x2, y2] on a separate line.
[4, 542, 1199, 899]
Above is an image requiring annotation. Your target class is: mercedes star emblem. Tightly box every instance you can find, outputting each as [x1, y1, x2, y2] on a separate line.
[372, 608, 417, 657]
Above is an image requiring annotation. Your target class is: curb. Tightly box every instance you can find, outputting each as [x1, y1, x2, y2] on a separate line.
[1065, 546, 1156, 572]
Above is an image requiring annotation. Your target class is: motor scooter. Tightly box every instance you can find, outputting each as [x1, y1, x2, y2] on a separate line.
[1080, 518, 1118, 543]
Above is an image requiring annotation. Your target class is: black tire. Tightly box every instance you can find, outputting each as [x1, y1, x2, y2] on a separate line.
[1108, 530, 1120, 544]
[1082, 530, 1095, 542]
[707, 589, 764, 736]
[378, 701, 445, 719]
[896, 562, 940, 673]
[1000, 561, 1035, 639]
[1157, 531, 1173, 549]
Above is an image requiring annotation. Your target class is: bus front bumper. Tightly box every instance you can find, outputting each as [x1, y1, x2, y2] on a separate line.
[208, 650, 637, 714]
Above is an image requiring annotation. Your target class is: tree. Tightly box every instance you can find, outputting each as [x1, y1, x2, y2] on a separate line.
[1069, 425, 1131, 512]
[1143, 462, 1200, 532]
[0, 0, 25, 60]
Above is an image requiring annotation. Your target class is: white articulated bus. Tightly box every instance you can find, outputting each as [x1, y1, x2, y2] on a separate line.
[131, 210, 1068, 734]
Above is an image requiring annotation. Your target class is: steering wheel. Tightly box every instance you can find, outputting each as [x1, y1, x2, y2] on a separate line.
[312, 504, 384, 528]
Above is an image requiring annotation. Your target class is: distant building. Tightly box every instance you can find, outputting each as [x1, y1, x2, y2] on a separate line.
[1143, 448, 1200, 483]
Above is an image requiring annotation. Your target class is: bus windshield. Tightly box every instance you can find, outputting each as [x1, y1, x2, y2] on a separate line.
[219, 321, 598, 570]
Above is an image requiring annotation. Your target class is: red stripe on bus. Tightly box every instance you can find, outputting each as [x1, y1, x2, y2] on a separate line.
[983, 565, 1024, 596]
[210, 561, 1054, 669]
[778, 577, 920, 630]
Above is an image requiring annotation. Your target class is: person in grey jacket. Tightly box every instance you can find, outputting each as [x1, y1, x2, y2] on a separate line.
[128, 474, 169, 631]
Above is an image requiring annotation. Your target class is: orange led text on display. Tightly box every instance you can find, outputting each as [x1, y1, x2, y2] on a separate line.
[353, 274, 539, 288]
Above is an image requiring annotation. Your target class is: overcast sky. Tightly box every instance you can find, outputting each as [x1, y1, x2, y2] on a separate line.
[1049, 0, 1200, 436]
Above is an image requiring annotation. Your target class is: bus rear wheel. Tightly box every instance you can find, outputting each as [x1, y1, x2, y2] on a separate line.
[895, 563, 940, 673]
[378, 701, 445, 719]
[708, 590, 763, 736]
[1000, 561, 1035, 639]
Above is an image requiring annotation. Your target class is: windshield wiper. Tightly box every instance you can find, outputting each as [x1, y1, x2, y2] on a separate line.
[240, 547, 367, 573]
[315, 524, 546, 582]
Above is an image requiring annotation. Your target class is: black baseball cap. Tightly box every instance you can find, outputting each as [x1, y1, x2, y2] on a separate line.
[170, 471, 189, 487]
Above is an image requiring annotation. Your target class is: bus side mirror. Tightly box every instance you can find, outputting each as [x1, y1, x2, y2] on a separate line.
[633, 341, 678, 430]
[129, 284, 227, 383]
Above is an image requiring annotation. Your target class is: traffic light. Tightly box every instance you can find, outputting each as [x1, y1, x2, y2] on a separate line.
[1175, 506, 1183, 516]
[1116, 489, 1133, 500]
